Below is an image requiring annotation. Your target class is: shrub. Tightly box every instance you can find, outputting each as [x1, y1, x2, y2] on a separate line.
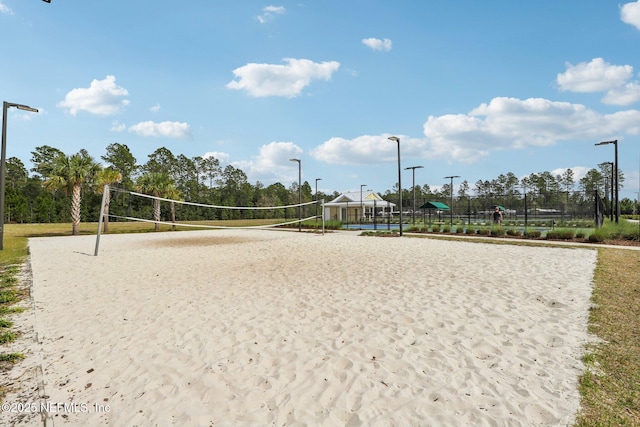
[506, 229, 522, 237]
[524, 230, 541, 239]
[465, 228, 475, 235]
[588, 232, 605, 243]
[455, 227, 464, 234]
[575, 232, 585, 239]
[591, 218, 639, 241]
[490, 227, 506, 237]
[442, 226, 451, 233]
[546, 230, 575, 240]
[477, 228, 491, 236]
[560, 230, 575, 239]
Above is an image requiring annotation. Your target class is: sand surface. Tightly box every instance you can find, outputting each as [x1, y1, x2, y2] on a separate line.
[6, 229, 597, 426]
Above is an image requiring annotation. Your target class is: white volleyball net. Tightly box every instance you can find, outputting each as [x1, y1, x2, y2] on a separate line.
[94, 185, 324, 255]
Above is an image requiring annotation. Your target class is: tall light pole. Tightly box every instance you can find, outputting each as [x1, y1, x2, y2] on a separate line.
[315, 178, 322, 220]
[595, 140, 619, 223]
[405, 165, 423, 224]
[599, 161, 614, 221]
[388, 136, 402, 236]
[444, 175, 460, 227]
[1, 102, 38, 250]
[360, 184, 367, 224]
[289, 158, 301, 231]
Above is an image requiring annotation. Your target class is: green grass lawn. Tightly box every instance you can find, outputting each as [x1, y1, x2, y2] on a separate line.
[0, 222, 639, 424]
[575, 248, 640, 425]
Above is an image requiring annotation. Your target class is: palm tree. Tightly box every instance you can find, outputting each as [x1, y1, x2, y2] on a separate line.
[135, 173, 181, 231]
[42, 150, 101, 235]
[163, 185, 182, 230]
[95, 168, 123, 233]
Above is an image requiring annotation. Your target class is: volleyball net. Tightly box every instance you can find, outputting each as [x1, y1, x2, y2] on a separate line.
[94, 185, 325, 255]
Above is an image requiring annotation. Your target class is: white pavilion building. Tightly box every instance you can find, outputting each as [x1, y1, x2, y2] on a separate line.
[323, 190, 395, 223]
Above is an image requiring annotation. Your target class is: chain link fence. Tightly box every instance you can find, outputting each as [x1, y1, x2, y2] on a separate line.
[393, 191, 603, 225]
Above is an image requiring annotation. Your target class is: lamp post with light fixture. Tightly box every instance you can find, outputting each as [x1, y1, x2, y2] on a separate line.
[388, 136, 402, 236]
[444, 175, 460, 227]
[598, 161, 614, 221]
[405, 165, 423, 224]
[595, 140, 619, 223]
[1, 102, 39, 250]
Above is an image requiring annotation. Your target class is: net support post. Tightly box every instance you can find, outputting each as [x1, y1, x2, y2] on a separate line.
[94, 184, 109, 256]
[322, 199, 325, 236]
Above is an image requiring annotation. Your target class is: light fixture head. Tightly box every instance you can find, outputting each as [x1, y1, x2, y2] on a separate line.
[595, 140, 617, 146]
[388, 136, 400, 142]
[15, 105, 39, 113]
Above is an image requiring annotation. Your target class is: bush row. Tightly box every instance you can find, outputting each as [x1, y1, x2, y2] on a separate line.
[380, 220, 639, 243]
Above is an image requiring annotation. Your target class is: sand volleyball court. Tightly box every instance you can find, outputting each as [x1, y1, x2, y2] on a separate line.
[18, 229, 596, 426]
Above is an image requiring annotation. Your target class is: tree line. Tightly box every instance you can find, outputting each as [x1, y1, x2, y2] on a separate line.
[3, 143, 634, 234]
[7, 144, 334, 234]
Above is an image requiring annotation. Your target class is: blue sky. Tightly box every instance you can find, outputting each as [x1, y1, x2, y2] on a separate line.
[2, 1, 640, 200]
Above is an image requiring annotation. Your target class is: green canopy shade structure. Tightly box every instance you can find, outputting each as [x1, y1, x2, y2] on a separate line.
[493, 205, 506, 211]
[419, 201, 450, 210]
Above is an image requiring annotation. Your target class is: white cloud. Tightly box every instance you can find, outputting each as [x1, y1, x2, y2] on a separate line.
[556, 58, 640, 106]
[203, 151, 230, 164]
[0, 2, 13, 14]
[226, 58, 340, 97]
[150, 103, 161, 112]
[110, 120, 126, 132]
[128, 121, 191, 139]
[311, 97, 640, 166]
[233, 141, 303, 182]
[310, 134, 428, 165]
[58, 75, 129, 116]
[257, 5, 285, 23]
[621, 0, 640, 30]
[601, 81, 640, 105]
[551, 166, 591, 183]
[557, 58, 632, 92]
[362, 37, 392, 52]
[426, 97, 640, 161]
